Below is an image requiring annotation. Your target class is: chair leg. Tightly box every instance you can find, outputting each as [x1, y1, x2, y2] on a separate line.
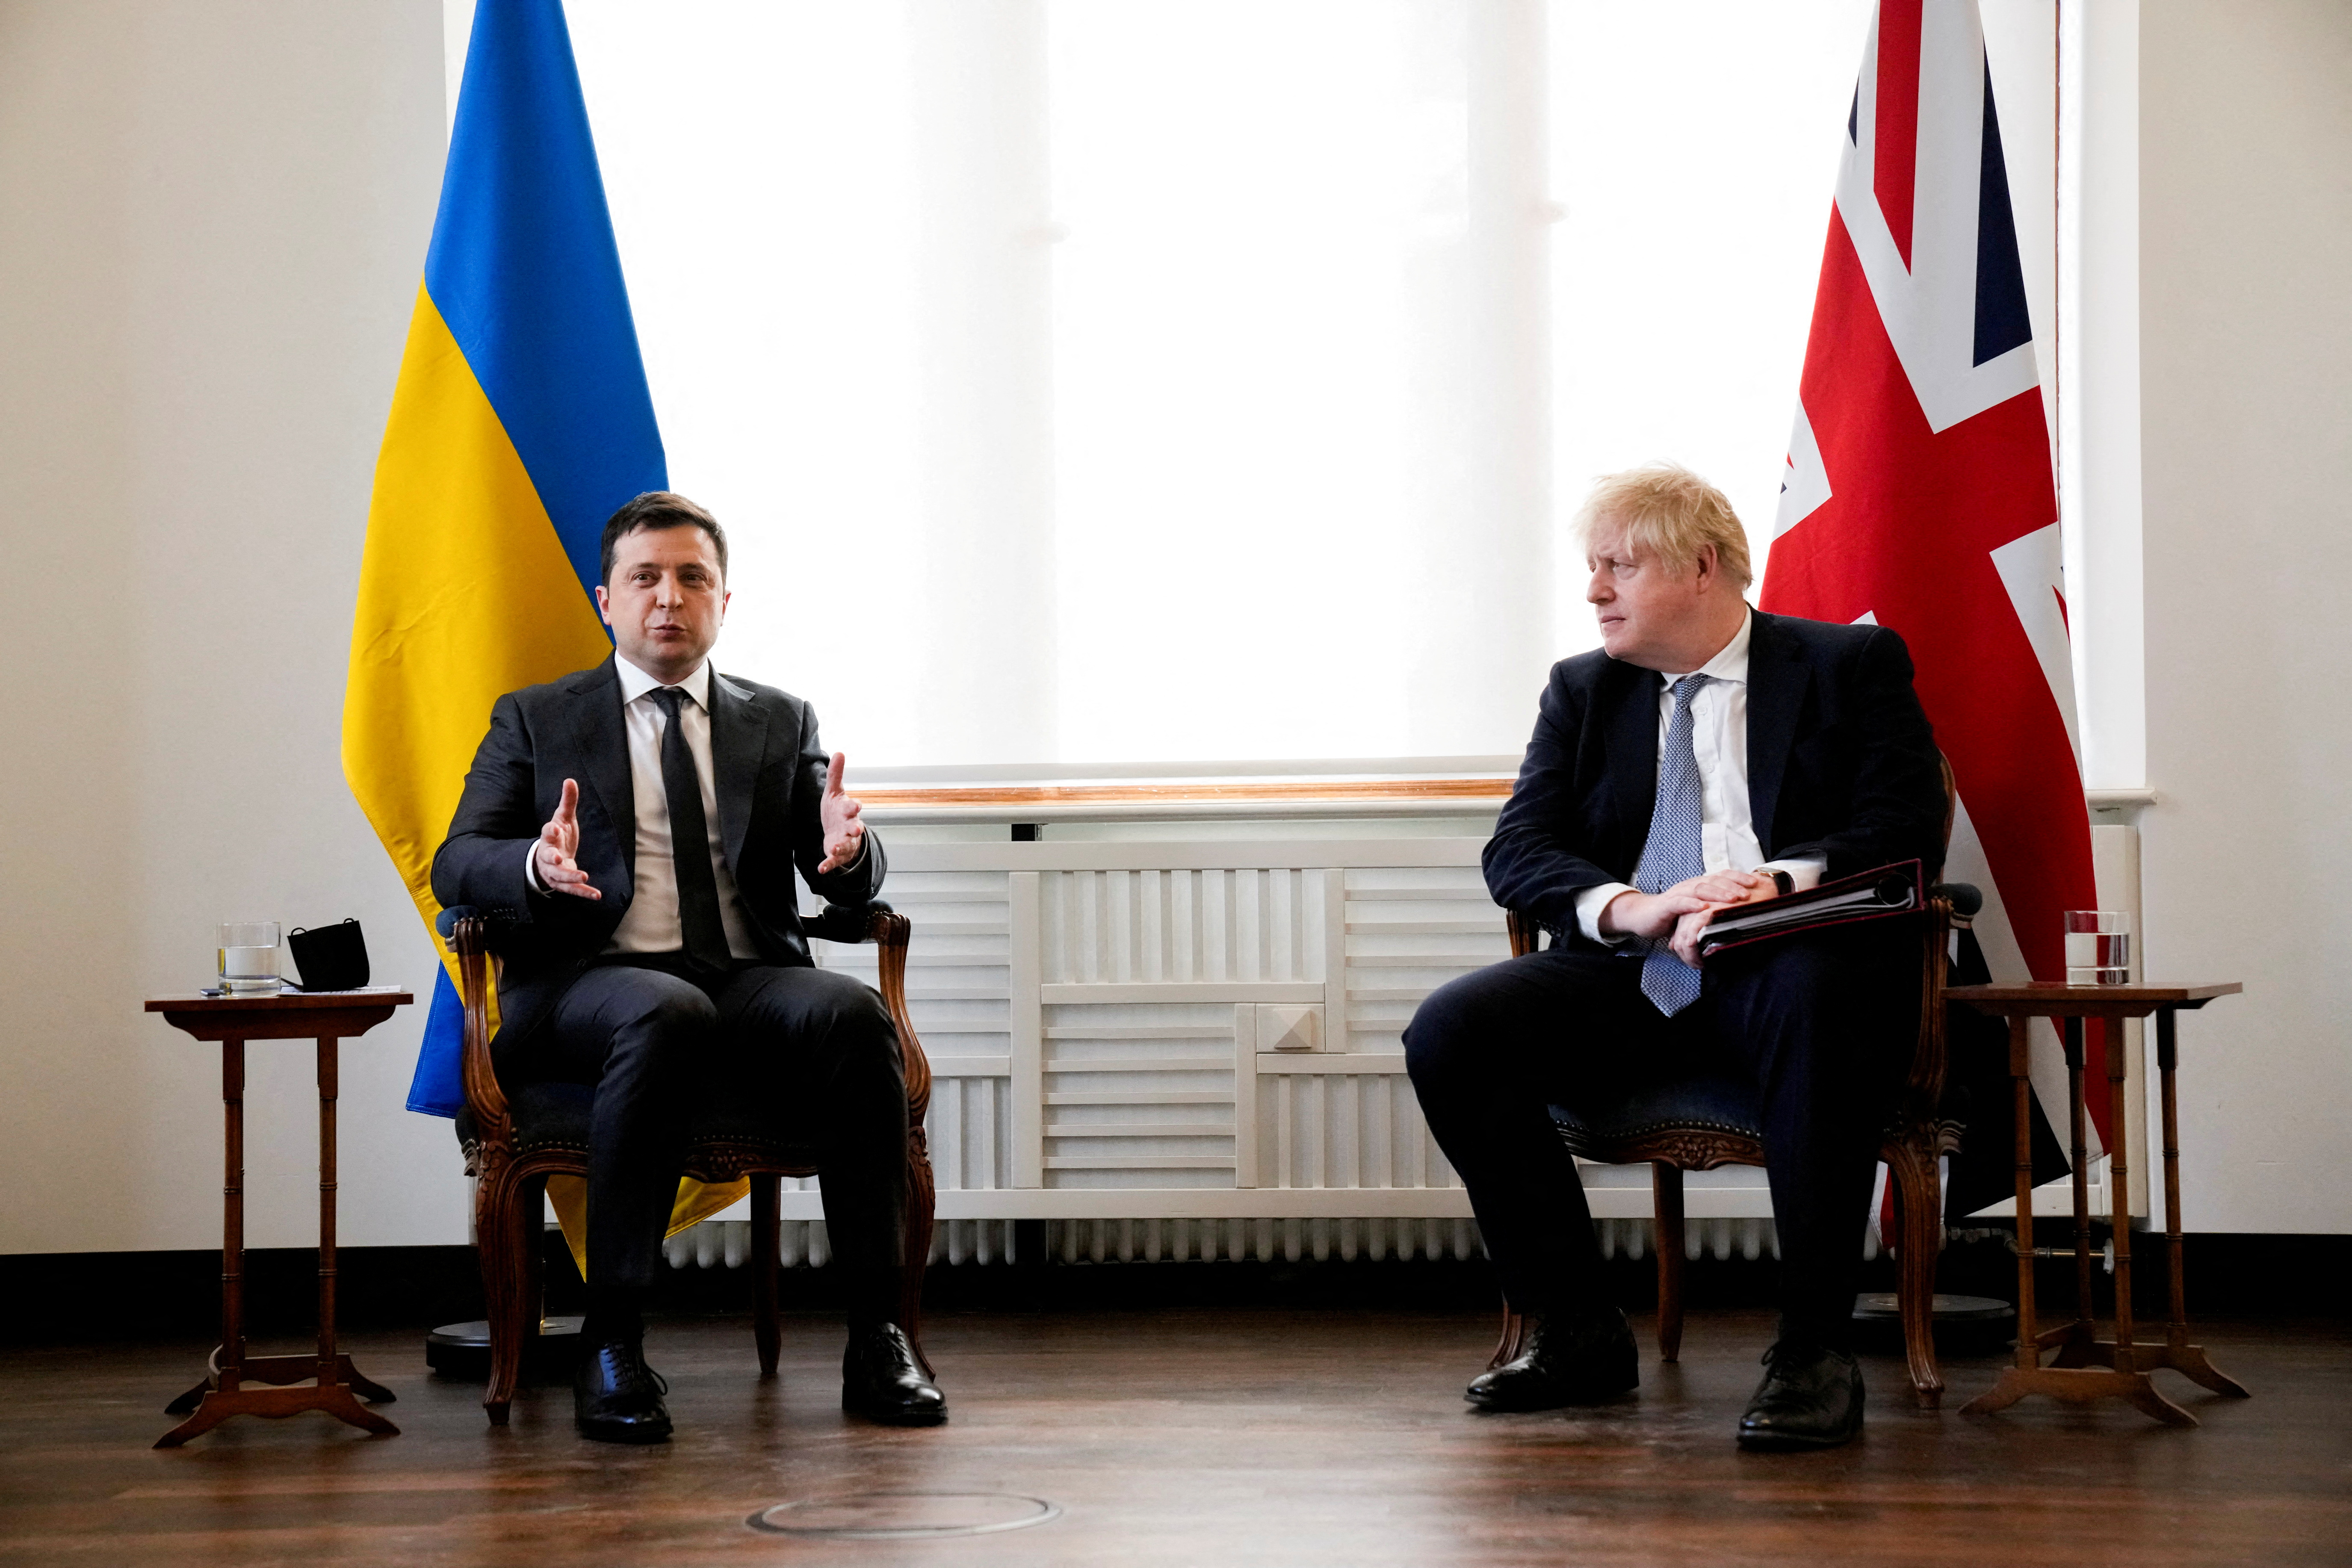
[1653, 1162, 1686, 1363]
[521, 1175, 547, 1330]
[478, 1173, 529, 1426]
[1887, 1141, 1947, 1408]
[751, 1175, 781, 1377]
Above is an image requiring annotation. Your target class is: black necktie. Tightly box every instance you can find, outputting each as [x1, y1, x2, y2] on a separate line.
[648, 685, 731, 972]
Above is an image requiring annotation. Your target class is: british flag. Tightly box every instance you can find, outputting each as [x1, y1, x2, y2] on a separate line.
[1760, 0, 2106, 1175]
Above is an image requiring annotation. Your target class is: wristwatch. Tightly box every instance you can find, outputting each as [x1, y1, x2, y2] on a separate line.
[1766, 869, 1795, 897]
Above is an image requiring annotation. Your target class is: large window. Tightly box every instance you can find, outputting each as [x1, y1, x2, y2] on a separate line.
[529, 0, 2062, 777]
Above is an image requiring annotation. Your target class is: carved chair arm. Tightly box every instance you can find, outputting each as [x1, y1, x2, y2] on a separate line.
[1897, 881, 1980, 1120]
[434, 905, 511, 1149]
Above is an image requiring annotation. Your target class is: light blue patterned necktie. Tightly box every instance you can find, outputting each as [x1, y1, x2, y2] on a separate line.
[1631, 673, 1711, 1016]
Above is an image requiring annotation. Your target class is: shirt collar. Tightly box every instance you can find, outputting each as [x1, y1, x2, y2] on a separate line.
[1660, 607, 1752, 689]
[615, 653, 711, 709]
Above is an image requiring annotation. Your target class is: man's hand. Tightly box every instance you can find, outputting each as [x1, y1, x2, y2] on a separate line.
[1663, 871, 1784, 965]
[1673, 869, 1779, 908]
[534, 778, 600, 900]
[816, 751, 866, 874]
[1595, 888, 1713, 943]
[1603, 870, 1782, 967]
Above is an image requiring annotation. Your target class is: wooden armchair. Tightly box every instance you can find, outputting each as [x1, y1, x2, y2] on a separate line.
[443, 904, 936, 1426]
[1491, 759, 1977, 1407]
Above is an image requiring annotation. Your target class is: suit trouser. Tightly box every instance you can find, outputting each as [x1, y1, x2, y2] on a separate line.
[1403, 924, 1915, 1346]
[512, 954, 910, 1321]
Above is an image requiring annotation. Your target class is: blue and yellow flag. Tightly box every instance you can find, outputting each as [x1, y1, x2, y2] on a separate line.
[346, 0, 743, 1267]
[346, 0, 657, 1121]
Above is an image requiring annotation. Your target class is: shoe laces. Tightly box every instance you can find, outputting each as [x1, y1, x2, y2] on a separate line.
[594, 1344, 668, 1396]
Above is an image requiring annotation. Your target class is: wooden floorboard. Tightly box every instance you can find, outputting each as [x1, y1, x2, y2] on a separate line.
[2, 1308, 2345, 1567]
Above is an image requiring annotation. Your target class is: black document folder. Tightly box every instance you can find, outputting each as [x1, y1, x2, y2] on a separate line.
[1694, 860, 1924, 959]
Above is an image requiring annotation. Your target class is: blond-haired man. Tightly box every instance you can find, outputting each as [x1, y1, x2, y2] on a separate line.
[1405, 464, 1946, 1449]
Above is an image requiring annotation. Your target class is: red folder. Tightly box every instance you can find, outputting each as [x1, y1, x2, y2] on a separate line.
[1694, 859, 1925, 959]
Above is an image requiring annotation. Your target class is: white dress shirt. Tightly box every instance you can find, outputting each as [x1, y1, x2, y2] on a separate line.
[1574, 609, 1827, 944]
[524, 655, 761, 959]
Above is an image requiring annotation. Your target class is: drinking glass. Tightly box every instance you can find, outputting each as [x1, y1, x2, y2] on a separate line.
[2064, 910, 2131, 986]
[218, 921, 283, 995]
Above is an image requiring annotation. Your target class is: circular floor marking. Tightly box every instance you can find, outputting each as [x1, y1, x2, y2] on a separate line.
[746, 1492, 1061, 1540]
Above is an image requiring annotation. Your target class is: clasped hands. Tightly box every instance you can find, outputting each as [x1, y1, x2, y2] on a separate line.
[1597, 870, 1782, 968]
[531, 752, 867, 902]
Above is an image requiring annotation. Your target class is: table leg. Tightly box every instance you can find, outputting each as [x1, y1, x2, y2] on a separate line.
[222, 1039, 246, 1392]
[318, 1038, 337, 1386]
[157, 1036, 397, 1446]
[162, 1049, 244, 1425]
[2102, 1019, 2195, 1423]
[1962, 1017, 2040, 1415]
[2136, 1009, 2249, 1398]
[311, 1036, 398, 1410]
[2051, 1019, 2099, 1366]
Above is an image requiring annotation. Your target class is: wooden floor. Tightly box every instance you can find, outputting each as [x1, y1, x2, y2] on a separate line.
[3, 1308, 2346, 1567]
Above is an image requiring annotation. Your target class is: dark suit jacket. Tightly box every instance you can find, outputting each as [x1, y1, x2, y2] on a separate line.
[430, 656, 886, 1058]
[1483, 611, 1945, 950]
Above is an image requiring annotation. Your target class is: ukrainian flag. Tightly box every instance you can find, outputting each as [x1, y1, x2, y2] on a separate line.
[344, 0, 736, 1267]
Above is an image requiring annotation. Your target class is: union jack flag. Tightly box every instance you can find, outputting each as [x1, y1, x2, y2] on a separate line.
[1760, 0, 2104, 1185]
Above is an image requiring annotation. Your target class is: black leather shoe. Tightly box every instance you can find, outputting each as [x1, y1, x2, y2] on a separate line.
[842, 1323, 947, 1426]
[1465, 1306, 1639, 1411]
[1737, 1340, 1864, 1450]
[573, 1339, 672, 1444]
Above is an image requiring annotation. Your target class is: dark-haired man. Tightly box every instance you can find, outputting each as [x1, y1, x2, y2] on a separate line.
[433, 491, 944, 1442]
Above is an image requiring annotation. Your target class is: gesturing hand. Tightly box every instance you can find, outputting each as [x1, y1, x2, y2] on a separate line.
[816, 751, 866, 874]
[534, 777, 600, 900]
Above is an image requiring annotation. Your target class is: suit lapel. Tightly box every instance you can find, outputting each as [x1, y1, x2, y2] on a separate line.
[570, 658, 637, 888]
[1604, 660, 1661, 856]
[1745, 611, 1806, 853]
[707, 669, 767, 873]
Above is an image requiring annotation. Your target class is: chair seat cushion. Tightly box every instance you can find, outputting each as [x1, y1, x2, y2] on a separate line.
[1547, 1052, 1765, 1150]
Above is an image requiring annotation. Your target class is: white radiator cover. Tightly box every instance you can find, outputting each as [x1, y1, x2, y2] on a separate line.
[665, 1214, 1799, 1270]
[665, 827, 2138, 1268]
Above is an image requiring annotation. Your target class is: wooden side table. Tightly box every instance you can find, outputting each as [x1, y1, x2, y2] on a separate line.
[146, 989, 413, 1448]
[1944, 981, 2247, 1426]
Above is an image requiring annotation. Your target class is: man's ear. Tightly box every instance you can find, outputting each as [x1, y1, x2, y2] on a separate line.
[594, 584, 612, 625]
[1690, 543, 1719, 591]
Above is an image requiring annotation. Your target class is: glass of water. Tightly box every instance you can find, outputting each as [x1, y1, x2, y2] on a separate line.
[218, 921, 283, 995]
[2064, 910, 2132, 986]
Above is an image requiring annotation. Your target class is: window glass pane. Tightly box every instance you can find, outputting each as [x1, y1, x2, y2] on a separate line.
[554, 2, 1909, 773]
[1548, 0, 1874, 642]
[568, 0, 931, 755]
[1048, 1, 1419, 763]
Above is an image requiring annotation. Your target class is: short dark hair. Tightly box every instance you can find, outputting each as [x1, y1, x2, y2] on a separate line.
[599, 491, 729, 585]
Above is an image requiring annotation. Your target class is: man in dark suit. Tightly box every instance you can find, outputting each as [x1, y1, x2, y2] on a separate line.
[1405, 464, 1944, 1450]
[433, 491, 944, 1443]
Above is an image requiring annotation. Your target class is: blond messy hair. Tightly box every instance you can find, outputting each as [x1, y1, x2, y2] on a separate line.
[1573, 462, 1753, 588]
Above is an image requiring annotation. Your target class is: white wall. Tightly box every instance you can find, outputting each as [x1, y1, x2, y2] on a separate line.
[0, 0, 459, 1252]
[2138, 1, 2352, 1232]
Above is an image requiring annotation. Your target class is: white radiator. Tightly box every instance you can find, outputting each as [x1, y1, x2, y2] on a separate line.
[663, 822, 2146, 1269]
[663, 1214, 1806, 1270]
